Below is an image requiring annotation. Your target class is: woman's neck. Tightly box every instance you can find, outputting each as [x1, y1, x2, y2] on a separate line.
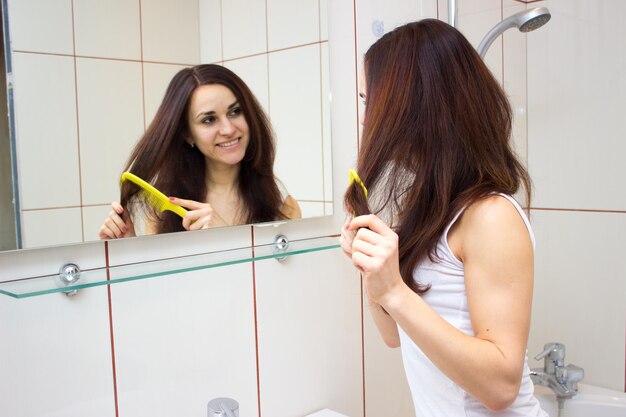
[205, 163, 240, 195]
[204, 163, 245, 226]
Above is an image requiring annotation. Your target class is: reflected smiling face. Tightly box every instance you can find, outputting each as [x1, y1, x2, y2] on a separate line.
[186, 84, 250, 169]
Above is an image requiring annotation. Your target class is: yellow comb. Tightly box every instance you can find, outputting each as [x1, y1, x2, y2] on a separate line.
[348, 169, 368, 199]
[120, 172, 187, 219]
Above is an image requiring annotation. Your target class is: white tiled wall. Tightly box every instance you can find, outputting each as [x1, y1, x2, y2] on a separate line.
[0, 286, 115, 417]
[110, 263, 259, 417]
[9, 0, 332, 249]
[254, 247, 362, 417]
[12, 53, 80, 210]
[525, 0, 626, 390]
[73, 0, 142, 60]
[76, 58, 144, 206]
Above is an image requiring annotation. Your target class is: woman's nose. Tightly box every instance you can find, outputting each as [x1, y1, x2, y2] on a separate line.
[219, 118, 235, 135]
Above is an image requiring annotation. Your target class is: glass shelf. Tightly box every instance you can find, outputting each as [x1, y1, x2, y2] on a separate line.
[0, 236, 340, 299]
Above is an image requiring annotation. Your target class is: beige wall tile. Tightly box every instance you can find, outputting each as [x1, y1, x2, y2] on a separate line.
[199, 0, 222, 63]
[7, 0, 74, 54]
[255, 248, 363, 417]
[75, 58, 144, 206]
[21, 208, 83, 249]
[73, 0, 141, 60]
[529, 210, 626, 391]
[267, 0, 319, 50]
[111, 262, 259, 417]
[221, 0, 266, 60]
[12, 53, 80, 210]
[0, 286, 115, 417]
[269, 45, 323, 202]
[141, 0, 200, 64]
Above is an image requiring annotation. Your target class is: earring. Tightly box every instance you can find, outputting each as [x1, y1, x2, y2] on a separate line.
[188, 141, 195, 148]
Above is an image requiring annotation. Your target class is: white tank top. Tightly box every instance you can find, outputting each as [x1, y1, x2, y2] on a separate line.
[398, 194, 547, 417]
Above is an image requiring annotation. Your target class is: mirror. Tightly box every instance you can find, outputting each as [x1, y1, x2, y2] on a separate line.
[0, 0, 332, 251]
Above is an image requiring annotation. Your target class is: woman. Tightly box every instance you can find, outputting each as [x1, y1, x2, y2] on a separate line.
[99, 64, 301, 239]
[341, 20, 547, 416]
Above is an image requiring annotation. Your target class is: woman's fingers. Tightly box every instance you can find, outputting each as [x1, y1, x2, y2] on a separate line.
[99, 202, 135, 239]
[175, 199, 214, 230]
[340, 223, 356, 257]
[99, 211, 125, 239]
[349, 214, 395, 237]
[168, 196, 205, 211]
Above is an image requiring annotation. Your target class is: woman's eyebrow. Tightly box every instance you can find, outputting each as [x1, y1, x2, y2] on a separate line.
[196, 101, 239, 119]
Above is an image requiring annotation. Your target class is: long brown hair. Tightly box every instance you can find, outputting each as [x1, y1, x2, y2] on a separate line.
[345, 19, 531, 295]
[121, 64, 285, 233]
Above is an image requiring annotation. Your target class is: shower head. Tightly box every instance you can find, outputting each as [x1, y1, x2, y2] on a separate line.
[477, 7, 551, 59]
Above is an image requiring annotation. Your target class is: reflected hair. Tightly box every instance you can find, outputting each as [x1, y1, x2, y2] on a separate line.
[344, 19, 531, 295]
[121, 64, 286, 233]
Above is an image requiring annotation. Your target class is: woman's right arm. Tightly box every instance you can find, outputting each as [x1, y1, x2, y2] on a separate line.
[340, 218, 400, 348]
[98, 202, 136, 239]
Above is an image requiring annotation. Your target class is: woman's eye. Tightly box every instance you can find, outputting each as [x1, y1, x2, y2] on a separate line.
[229, 107, 243, 117]
[202, 116, 216, 125]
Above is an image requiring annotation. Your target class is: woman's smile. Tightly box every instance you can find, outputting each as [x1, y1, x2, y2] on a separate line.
[216, 138, 241, 148]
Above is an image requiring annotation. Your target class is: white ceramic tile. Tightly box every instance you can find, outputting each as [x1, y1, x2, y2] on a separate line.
[418, 0, 439, 19]
[73, 0, 141, 60]
[75, 58, 144, 206]
[363, 282, 415, 416]
[143, 62, 189, 128]
[0, 286, 115, 417]
[21, 208, 83, 249]
[502, 2, 528, 198]
[221, 0, 266, 60]
[107, 223, 252, 266]
[324, 202, 333, 216]
[528, 210, 626, 391]
[267, 0, 319, 51]
[297, 201, 325, 219]
[355, 0, 426, 62]
[269, 45, 323, 202]
[199, 0, 222, 63]
[12, 53, 81, 210]
[320, 0, 329, 41]
[224, 55, 270, 115]
[0, 239, 105, 282]
[528, 0, 626, 210]
[6, 0, 74, 54]
[459, 0, 502, 15]
[255, 247, 363, 417]
[82, 204, 114, 243]
[141, 0, 200, 64]
[457, 7, 503, 83]
[110, 262, 259, 417]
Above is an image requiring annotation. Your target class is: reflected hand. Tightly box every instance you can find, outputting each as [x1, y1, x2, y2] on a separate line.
[348, 214, 404, 306]
[98, 202, 136, 240]
[168, 197, 214, 230]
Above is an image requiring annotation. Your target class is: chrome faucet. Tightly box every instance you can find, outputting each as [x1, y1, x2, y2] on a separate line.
[530, 342, 584, 408]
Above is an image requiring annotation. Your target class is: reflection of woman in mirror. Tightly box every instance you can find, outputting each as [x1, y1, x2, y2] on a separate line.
[99, 64, 301, 239]
[341, 20, 546, 417]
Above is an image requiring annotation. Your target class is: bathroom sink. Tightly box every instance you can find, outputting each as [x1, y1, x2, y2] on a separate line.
[535, 384, 626, 417]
